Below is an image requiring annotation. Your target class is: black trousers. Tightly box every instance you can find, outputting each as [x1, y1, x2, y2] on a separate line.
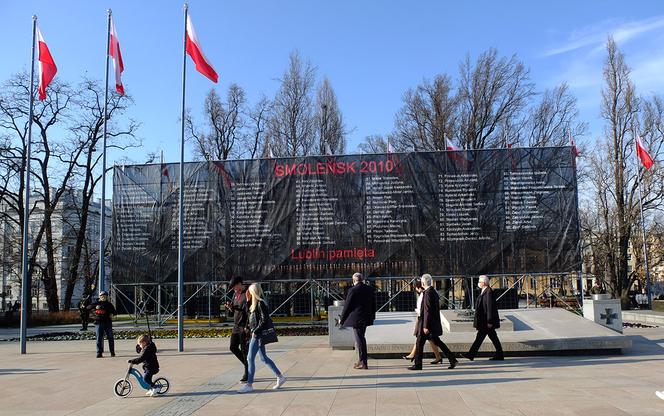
[468, 327, 504, 358]
[230, 331, 249, 377]
[414, 334, 455, 366]
[353, 326, 368, 365]
[143, 367, 159, 388]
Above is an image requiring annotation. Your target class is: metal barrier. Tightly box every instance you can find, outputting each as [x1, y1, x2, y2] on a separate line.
[110, 272, 585, 327]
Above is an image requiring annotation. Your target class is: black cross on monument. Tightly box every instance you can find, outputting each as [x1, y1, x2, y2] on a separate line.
[600, 308, 618, 325]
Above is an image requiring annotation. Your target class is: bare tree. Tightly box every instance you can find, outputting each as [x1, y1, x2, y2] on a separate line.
[393, 74, 457, 151]
[187, 84, 246, 161]
[358, 134, 396, 154]
[458, 48, 535, 149]
[242, 95, 271, 159]
[268, 51, 317, 157]
[61, 79, 139, 309]
[581, 37, 664, 306]
[315, 77, 346, 155]
[524, 83, 587, 147]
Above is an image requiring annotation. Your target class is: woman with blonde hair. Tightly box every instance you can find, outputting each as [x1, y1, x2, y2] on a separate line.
[237, 283, 286, 394]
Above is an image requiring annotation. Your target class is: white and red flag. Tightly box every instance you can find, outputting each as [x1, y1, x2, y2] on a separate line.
[109, 17, 124, 95]
[445, 138, 459, 151]
[569, 132, 580, 157]
[36, 25, 57, 101]
[635, 135, 654, 170]
[185, 14, 218, 83]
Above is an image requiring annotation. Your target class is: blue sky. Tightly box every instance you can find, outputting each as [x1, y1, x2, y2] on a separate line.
[2, 0, 664, 167]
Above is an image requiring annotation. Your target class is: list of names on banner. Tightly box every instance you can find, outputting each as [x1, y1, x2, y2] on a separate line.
[295, 178, 341, 246]
[503, 170, 564, 231]
[365, 176, 416, 243]
[439, 173, 490, 241]
[170, 184, 213, 249]
[115, 184, 153, 251]
[229, 182, 278, 248]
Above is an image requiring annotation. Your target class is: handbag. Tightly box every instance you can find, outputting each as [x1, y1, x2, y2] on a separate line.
[258, 302, 279, 345]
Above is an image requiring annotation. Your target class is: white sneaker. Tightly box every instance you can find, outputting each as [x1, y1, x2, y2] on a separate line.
[656, 391, 664, 400]
[146, 388, 156, 397]
[237, 384, 254, 394]
[273, 375, 286, 389]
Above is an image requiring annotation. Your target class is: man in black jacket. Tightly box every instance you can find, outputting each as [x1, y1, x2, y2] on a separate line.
[89, 290, 116, 358]
[409, 274, 458, 370]
[340, 273, 376, 370]
[465, 275, 504, 361]
[225, 276, 249, 382]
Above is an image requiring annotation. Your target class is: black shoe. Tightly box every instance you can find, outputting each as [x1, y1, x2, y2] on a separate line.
[403, 355, 415, 362]
[489, 356, 504, 361]
[430, 358, 443, 365]
[240, 376, 248, 383]
[448, 359, 458, 369]
[96, 354, 103, 358]
[110, 352, 116, 357]
[79, 328, 86, 331]
[463, 354, 474, 361]
[408, 365, 422, 371]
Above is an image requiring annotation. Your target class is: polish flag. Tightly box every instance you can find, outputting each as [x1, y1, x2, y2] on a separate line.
[109, 17, 124, 95]
[37, 26, 57, 101]
[569, 132, 580, 157]
[185, 14, 218, 83]
[445, 138, 459, 151]
[635, 135, 654, 170]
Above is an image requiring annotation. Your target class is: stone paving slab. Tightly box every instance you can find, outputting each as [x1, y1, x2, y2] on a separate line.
[1, 329, 664, 415]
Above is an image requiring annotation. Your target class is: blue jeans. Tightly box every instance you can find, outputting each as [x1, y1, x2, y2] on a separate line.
[246, 335, 281, 384]
[95, 321, 114, 355]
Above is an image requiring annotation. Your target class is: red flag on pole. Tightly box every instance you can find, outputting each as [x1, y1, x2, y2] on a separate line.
[185, 14, 218, 83]
[636, 135, 654, 170]
[36, 26, 57, 100]
[109, 17, 124, 95]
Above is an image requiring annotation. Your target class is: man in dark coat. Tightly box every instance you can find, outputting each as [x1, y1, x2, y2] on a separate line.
[224, 276, 249, 383]
[88, 290, 116, 358]
[409, 274, 458, 370]
[78, 293, 91, 331]
[465, 275, 504, 361]
[340, 272, 376, 370]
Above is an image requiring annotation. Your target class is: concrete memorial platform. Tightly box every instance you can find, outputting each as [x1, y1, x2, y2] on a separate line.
[330, 308, 632, 356]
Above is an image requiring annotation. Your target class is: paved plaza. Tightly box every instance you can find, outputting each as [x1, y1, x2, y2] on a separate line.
[1, 328, 664, 416]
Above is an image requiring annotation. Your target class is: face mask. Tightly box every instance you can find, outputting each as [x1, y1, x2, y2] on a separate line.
[477, 283, 482, 289]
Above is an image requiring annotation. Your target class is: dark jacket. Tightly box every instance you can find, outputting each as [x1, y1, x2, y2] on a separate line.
[473, 287, 500, 330]
[229, 289, 248, 334]
[130, 341, 160, 372]
[88, 300, 116, 324]
[340, 282, 376, 328]
[248, 300, 274, 336]
[417, 287, 443, 337]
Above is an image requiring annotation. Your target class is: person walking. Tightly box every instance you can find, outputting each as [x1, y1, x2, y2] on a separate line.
[409, 274, 458, 370]
[464, 275, 504, 361]
[340, 272, 376, 370]
[225, 276, 249, 383]
[89, 290, 116, 358]
[403, 279, 442, 364]
[237, 283, 286, 394]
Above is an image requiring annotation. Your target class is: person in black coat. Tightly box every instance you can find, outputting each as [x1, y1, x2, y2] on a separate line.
[465, 275, 504, 361]
[88, 290, 116, 358]
[340, 272, 376, 370]
[129, 334, 160, 396]
[409, 274, 458, 370]
[225, 276, 249, 383]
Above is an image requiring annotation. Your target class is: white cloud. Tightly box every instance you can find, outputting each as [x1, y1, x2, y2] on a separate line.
[544, 15, 664, 57]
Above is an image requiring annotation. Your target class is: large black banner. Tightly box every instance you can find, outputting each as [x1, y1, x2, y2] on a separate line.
[112, 147, 580, 284]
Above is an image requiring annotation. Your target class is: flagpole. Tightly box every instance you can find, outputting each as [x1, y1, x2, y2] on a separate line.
[636, 156, 653, 310]
[98, 9, 112, 295]
[20, 15, 38, 355]
[178, 3, 188, 352]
